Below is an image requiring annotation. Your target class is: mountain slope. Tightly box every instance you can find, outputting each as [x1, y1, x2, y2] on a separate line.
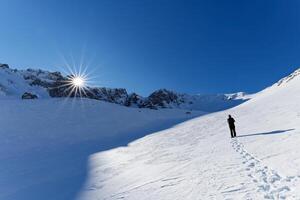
[0, 98, 205, 200]
[2, 63, 300, 199]
[0, 63, 248, 111]
[78, 69, 300, 200]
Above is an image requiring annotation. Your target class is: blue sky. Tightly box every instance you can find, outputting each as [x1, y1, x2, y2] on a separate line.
[0, 0, 300, 95]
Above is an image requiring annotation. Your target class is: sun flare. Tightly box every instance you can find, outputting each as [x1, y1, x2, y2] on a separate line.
[72, 76, 85, 88]
[58, 56, 97, 98]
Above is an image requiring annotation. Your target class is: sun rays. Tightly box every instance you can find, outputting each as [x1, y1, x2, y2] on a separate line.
[54, 53, 98, 99]
[72, 76, 85, 88]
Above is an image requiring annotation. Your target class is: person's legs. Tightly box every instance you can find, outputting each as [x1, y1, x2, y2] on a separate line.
[233, 127, 236, 137]
[230, 128, 234, 138]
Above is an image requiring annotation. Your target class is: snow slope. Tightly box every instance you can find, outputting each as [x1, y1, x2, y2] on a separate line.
[2, 64, 300, 199]
[0, 67, 50, 98]
[178, 92, 250, 112]
[0, 99, 204, 200]
[77, 69, 300, 200]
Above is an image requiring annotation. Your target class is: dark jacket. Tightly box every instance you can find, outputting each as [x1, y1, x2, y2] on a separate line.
[227, 117, 235, 128]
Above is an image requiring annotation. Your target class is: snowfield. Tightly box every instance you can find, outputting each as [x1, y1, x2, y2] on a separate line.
[0, 99, 203, 200]
[2, 68, 300, 199]
[78, 72, 300, 200]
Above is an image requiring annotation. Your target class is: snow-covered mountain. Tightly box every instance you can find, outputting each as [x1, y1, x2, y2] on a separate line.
[276, 68, 300, 86]
[0, 63, 249, 111]
[132, 89, 250, 112]
[2, 64, 300, 199]
[77, 67, 300, 200]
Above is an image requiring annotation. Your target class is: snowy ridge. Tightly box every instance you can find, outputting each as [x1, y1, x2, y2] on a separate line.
[225, 92, 251, 100]
[178, 92, 250, 112]
[276, 68, 300, 86]
[2, 64, 300, 199]
[0, 65, 50, 98]
[0, 63, 249, 111]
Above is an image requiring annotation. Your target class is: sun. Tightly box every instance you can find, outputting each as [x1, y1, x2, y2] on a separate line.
[72, 76, 85, 88]
[57, 56, 97, 98]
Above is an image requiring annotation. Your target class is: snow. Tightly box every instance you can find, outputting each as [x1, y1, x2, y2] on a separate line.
[0, 68, 49, 98]
[78, 69, 300, 199]
[0, 65, 248, 110]
[2, 65, 300, 199]
[179, 93, 250, 112]
[0, 99, 204, 200]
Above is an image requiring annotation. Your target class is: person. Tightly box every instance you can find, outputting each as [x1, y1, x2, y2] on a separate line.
[227, 115, 236, 138]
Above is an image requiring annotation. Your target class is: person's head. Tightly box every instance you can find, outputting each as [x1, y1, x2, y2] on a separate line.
[228, 115, 232, 118]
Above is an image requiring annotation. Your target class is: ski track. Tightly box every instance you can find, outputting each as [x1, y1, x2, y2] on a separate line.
[231, 138, 299, 199]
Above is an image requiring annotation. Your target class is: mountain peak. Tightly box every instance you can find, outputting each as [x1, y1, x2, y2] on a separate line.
[0, 64, 249, 111]
[276, 68, 300, 86]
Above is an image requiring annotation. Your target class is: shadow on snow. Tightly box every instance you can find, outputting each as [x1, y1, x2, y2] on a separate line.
[1, 114, 202, 200]
[237, 129, 295, 138]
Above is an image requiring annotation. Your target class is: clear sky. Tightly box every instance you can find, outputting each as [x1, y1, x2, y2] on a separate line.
[0, 0, 300, 95]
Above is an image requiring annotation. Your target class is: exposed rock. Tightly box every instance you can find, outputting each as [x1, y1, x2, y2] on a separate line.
[125, 93, 144, 107]
[91, 88, 128, 104]
[48, 78, 130, 105]
[22, 92, 38, 99]
[23, 69, 65, 88]
[0, 63, 250, 110]
[141, 89, 184, 109]
[0, 64, 9, 69]
[47, 81, 68, 97]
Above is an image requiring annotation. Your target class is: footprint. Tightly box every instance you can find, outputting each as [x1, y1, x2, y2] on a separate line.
[285, 176, 296, 182]
[247, 162, 255, 168]
[258, 184, 270, 192]
[270, 173, 281, 183]
[231, 139, 293, 199]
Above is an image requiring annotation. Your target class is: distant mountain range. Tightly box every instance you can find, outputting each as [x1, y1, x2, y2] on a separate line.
[0, 63, 251, 112]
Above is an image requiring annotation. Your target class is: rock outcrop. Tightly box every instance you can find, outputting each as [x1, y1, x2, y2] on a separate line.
[22, 92, 38, 99]
[0, 63, 250, 111]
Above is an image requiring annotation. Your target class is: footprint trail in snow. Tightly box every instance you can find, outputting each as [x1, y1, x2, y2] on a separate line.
[231, 138, 299, 199]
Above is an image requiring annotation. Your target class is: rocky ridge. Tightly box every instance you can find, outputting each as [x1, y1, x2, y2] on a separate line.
[0, 63, 250, 111]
